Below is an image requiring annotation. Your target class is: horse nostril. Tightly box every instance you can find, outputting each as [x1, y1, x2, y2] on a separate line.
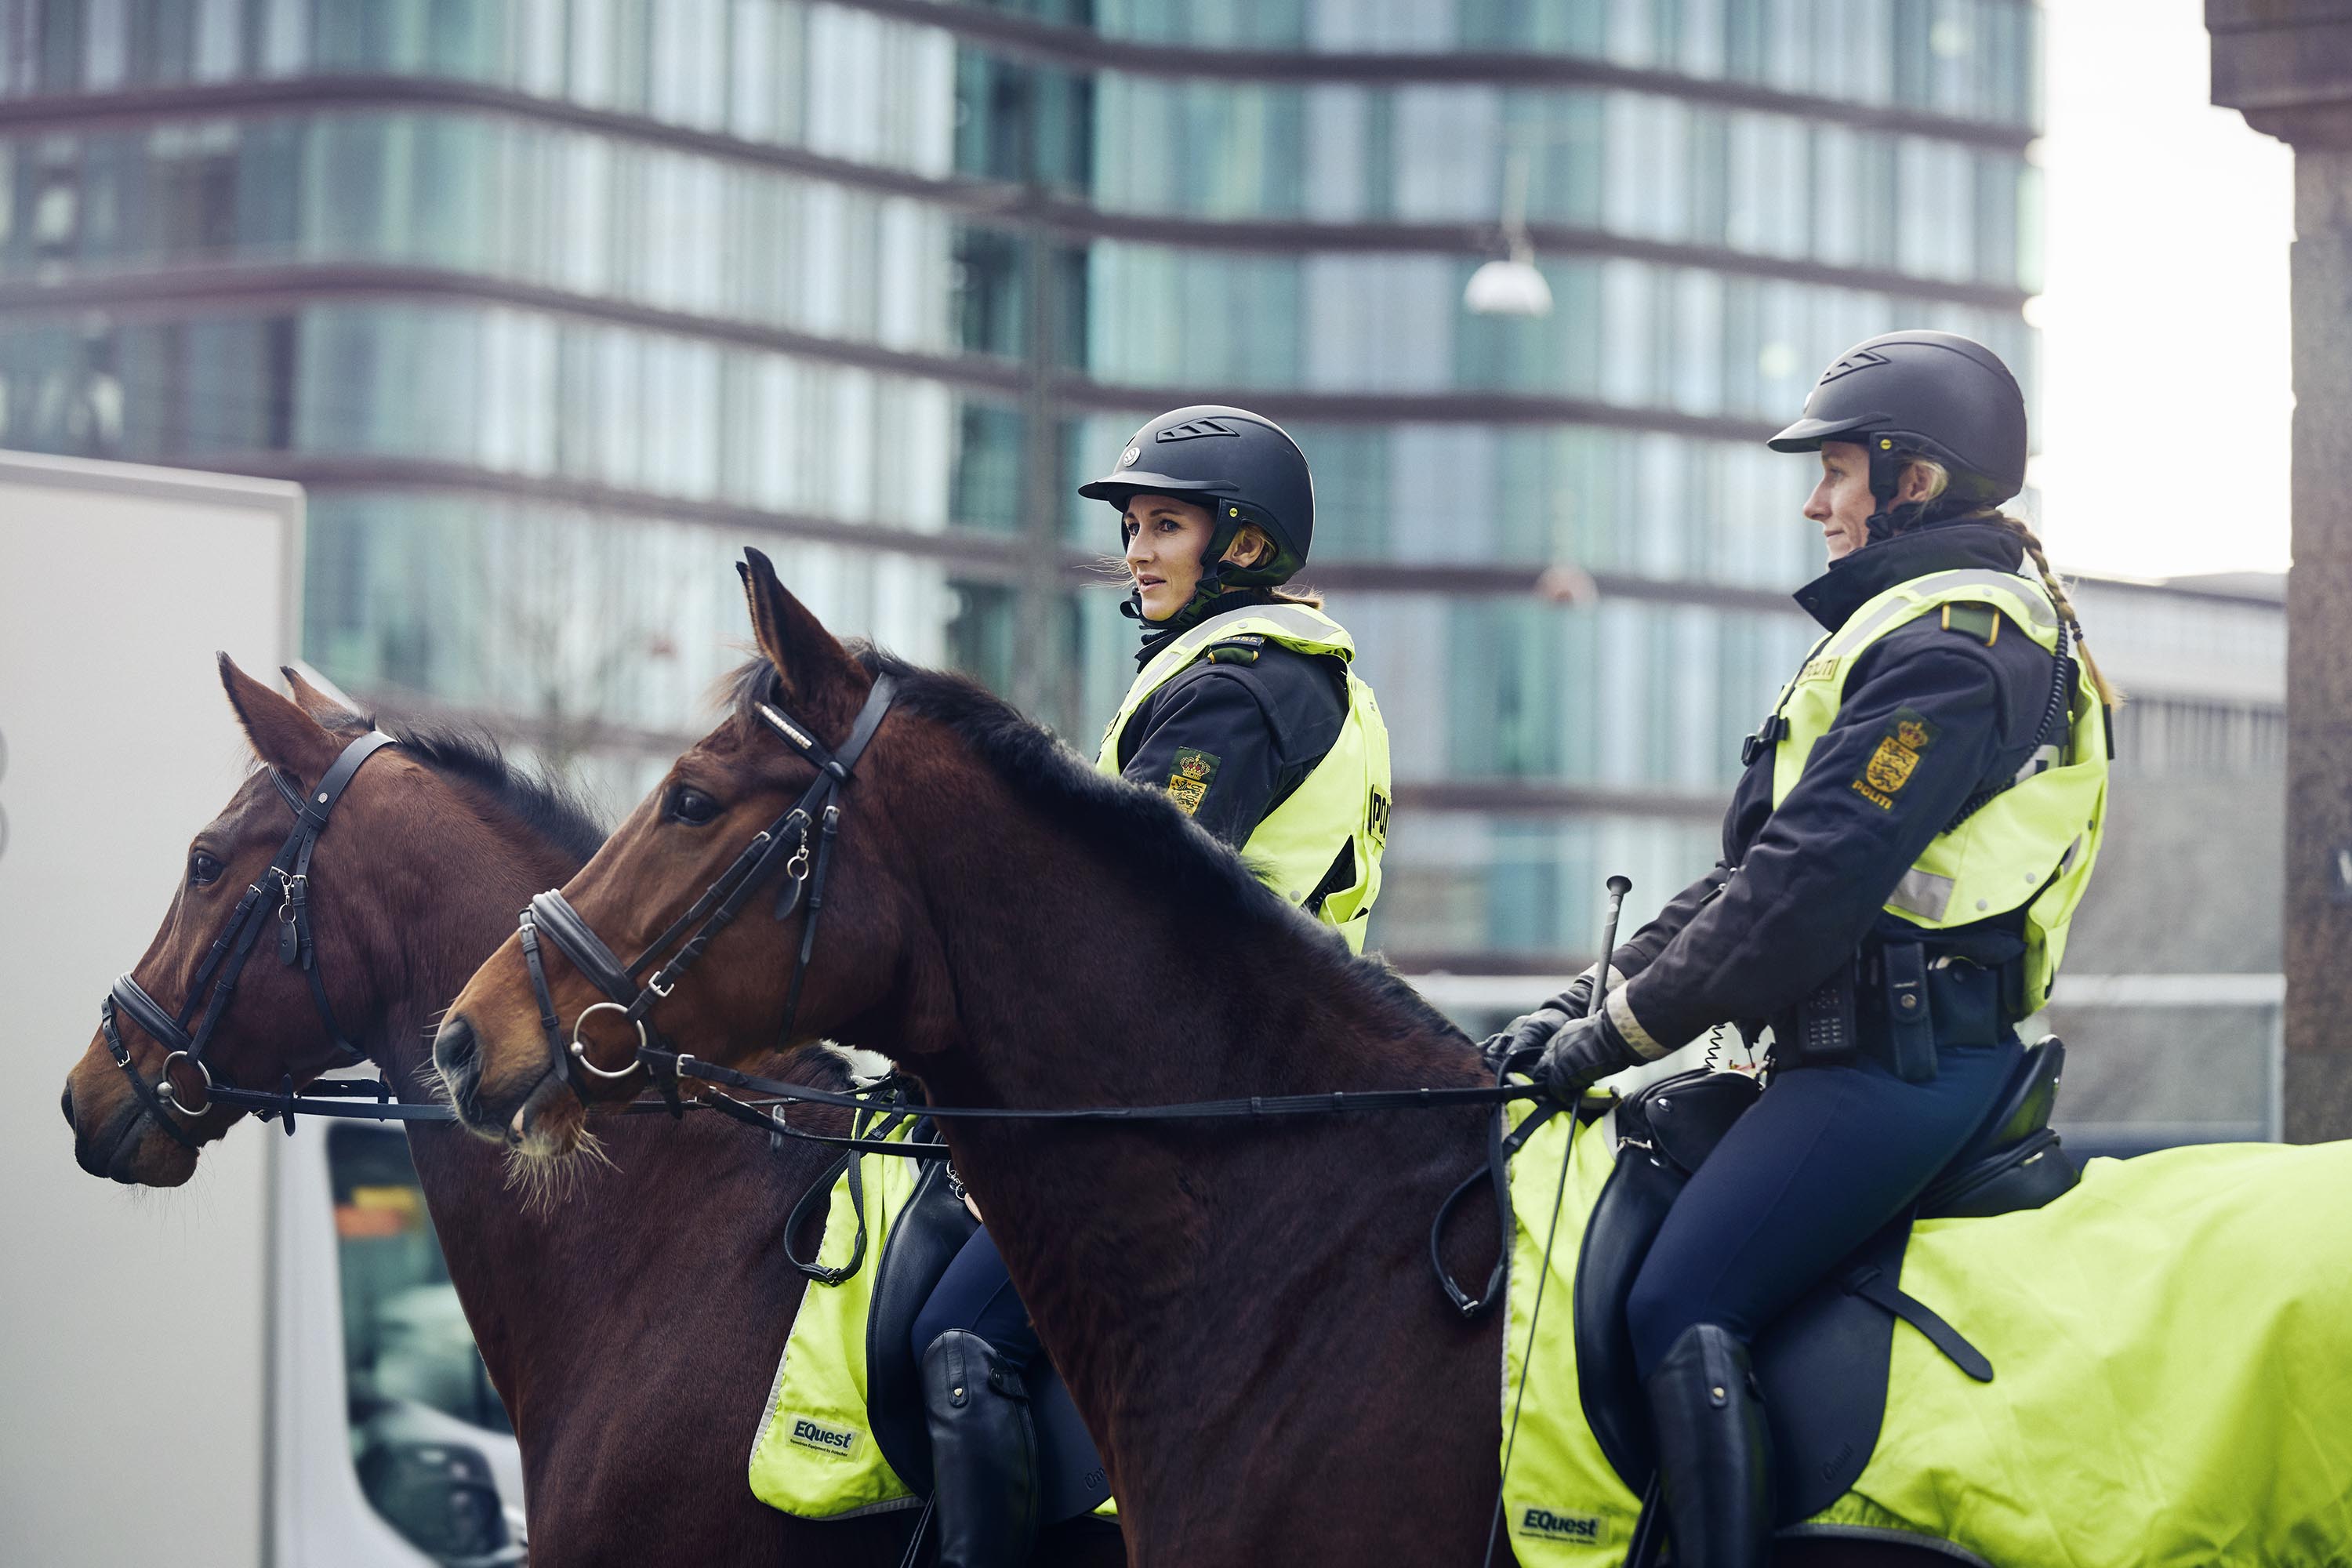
[60, 1083, 75, 1131]
[434, 1016, 480, 1090]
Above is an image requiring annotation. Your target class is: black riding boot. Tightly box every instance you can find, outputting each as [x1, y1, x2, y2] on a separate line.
[921, 1329, 1040, 1568]
[1643, 1323, 1773, 1568]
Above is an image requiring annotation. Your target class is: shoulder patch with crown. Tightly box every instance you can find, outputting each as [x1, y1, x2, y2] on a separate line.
[1166, 748, 1220, 815]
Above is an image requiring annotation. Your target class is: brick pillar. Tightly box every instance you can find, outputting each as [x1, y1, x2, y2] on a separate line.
[2211, 3, 2352, 1138]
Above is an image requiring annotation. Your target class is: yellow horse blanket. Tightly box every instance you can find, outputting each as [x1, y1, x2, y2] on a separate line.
[1501, 1104, 2352, 1566]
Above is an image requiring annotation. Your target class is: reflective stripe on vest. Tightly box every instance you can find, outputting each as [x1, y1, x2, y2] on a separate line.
[1096, 603, 1393, 953]
[1762, 567, 2107, 1015]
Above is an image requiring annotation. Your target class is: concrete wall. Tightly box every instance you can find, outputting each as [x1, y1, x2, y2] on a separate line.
[0, 451, 299, 1566]
[2210, 0, 2352, 1138]
[2045, 775, 2284, 1144]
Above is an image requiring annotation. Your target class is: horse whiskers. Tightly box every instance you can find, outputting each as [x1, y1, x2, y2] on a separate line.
[500, 1122, 615, 1218]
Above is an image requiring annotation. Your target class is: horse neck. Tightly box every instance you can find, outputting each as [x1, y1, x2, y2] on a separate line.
[879, 780, 1488, 1474]
[891, 793, 1467, 1113]
[355, 791, 830, 1481]
[347, 790, 585, 1379]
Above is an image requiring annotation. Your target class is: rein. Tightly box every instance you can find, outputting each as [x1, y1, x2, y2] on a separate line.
[642, 1046, 1536, 1156]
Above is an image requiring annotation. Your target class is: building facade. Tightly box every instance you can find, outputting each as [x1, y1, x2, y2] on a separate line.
[0, 0, 2045, 971]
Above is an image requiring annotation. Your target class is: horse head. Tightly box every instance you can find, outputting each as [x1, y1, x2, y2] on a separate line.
[61, 659, 419, 1182]
[436, 548, 938, 1156]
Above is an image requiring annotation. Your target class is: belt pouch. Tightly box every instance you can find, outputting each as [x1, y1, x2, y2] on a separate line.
[1880, 944, 1940, 1083]
[1924, 960, 2005, 1048]
[1780, 964, 1859, 1069]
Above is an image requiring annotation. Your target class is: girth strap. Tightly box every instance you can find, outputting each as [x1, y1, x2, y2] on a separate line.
[1842, 1262, 1994, 1383]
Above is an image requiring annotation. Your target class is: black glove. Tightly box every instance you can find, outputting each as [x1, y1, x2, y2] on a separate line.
[1481, 971, 1601, 1073]
[1531, 1011, 1642, 1106]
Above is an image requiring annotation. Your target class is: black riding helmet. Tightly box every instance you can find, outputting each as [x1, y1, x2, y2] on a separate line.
[1769, 331, 2027, 528]
[1079, 405, 1315, 622]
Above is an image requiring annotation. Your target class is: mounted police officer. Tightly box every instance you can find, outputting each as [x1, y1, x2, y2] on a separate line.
[908, 405, 1392, 1565]
[1501, 332, 2114, 1567]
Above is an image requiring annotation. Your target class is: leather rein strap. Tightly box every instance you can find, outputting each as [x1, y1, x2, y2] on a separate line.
[519, 674, 900, 1110]
[100, 729, 399, 1149]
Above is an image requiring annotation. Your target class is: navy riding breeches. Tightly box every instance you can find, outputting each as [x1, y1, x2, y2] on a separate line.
[1626, 1038, 2024, 1377]
[912, 1222, 1040, 1373]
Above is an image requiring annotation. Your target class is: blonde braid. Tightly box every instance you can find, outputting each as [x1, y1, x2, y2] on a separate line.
[1993, 514, 2122, 710]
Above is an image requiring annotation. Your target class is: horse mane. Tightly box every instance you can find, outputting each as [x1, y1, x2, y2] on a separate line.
[315, 708, 607, 865]
[726, 651, 1471, 1050]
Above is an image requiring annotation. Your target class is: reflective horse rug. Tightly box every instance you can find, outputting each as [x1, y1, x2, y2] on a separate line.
[1501, 1105, 2352, 1566]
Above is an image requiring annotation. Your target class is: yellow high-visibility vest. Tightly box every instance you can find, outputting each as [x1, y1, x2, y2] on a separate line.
[1097, 602, 1392, 952]
[1762, 567, 2108, 1014]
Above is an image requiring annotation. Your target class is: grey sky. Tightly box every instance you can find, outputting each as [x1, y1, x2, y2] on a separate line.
[2031, 0, 2294, 578]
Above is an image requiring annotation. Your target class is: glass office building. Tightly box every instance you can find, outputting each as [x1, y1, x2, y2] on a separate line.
[0, 0, 2044, 969]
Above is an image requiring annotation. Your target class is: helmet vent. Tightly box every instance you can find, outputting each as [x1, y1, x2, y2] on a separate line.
[1156, 418, 1242, 443]
[1819, 347, 1891, 383]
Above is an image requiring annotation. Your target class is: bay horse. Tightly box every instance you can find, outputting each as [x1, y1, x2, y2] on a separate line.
[430, 551, 2146, 1566]
[60, 655, 1120, 1568]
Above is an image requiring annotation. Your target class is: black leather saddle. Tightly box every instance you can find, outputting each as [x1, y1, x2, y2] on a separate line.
[853, 1126, 1114, 1526]
[1571, 1037, 2078, 1522]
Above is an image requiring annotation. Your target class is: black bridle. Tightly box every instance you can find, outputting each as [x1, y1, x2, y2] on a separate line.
[517, 675, 900, 1110]
[100, 729, 400, 1150]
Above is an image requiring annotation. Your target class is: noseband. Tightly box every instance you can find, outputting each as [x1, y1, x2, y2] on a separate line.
[100, 729, 398, 1150]
[517, 675, 897, 1109]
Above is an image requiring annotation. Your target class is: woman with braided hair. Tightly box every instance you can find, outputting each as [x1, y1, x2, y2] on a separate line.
[1499, 330, 2114, 1568]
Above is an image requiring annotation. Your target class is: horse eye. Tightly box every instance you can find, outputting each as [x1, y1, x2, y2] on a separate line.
[188, 851, 224, 887]
[669, 787, 720, 826]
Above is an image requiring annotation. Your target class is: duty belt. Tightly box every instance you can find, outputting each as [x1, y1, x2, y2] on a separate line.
[1774, 942, 2017, 1082]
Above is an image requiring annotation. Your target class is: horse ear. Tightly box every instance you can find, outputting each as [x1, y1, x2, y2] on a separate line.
[738, 548, 866, 709]
[281, 665, 367, 730]
[218, 653, 340, 782]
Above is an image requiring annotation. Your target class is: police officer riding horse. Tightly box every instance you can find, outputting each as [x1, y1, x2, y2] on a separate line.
[906, 405, 1392, 1566]
[1501, 331, 2114, 1568]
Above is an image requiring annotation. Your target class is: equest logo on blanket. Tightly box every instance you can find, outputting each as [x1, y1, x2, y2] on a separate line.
[786, 1415, 861, 1457]
[1518, 1505, 1608, 1543]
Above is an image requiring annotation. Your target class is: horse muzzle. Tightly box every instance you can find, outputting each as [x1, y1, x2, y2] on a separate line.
[67, 1075, 197, 1186]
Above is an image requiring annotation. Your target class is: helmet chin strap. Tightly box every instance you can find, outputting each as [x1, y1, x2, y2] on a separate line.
[1862, 435, 1907, 543]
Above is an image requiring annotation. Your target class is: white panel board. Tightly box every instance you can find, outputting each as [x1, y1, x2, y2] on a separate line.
[0, 450, 301, 1566]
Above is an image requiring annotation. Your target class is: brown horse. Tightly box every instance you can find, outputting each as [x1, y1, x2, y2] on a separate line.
[59, 657, 1120, 1567]
[434, 552, 1951, 1567]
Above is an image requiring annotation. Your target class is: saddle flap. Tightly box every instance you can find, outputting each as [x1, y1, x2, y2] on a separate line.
[1571, 1143, 1685, 1493]
[1572, 1142, 1907, 1525]
[862, 1143, 978, 1496]
[859, 1155, 1112, 1523]
[1751, 1221, 1907, 1520]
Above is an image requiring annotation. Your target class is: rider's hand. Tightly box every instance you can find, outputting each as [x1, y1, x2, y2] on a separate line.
[1480, 970, 1599, 1073]
[1531, 1011, 1641, 1106]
